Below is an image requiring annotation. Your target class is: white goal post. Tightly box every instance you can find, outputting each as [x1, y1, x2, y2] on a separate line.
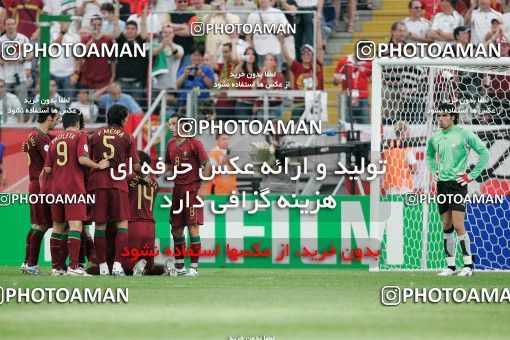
[370, 57, 510, 271]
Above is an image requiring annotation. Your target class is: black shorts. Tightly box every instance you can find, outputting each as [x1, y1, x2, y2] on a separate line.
[437, 180, 468, 215]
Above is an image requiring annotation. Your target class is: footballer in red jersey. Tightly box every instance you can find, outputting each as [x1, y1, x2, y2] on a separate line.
[126, 151, 176, 276]
[164, 114, 212, 277]
[88, 104, 140, 276]
[22, 104, 60, 275]
[44, 110, 109, 276]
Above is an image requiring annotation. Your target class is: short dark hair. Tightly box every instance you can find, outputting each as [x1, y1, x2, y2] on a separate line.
[189, 44, 205, 56]
[67, 108, 85, 129]
[391, 21, 406, 32]
[408, 0, 422, 8]
[107, 104, 129, 127]
[170, 113, 183, 121]
[126, 20, 138, 29]
[62, 110, 81, 129]
[138, 150, 152, 168]
[37, 104, 59, 123]
[100, 3, 115, 12]
[223, 42, 232, 50]
[438, 102, 458, 124]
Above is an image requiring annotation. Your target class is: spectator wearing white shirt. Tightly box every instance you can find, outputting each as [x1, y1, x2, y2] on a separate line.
[76, 0, 112, 30]
[427, 0, 464, 46]
[50, 22, 80, 101]
[464, 0, 503, 45]
[0, 79, 23, 124]
[405, 0, 433, 43]
[152, 25, 184, 91]
[226, 0, 258, 25]
[69, 87, 99, 123]
[246, 0, 291, 67]
[0, 18, 32, 112]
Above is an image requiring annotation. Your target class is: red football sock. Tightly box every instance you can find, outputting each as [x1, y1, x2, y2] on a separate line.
[94, 230, 106, 264]
[59, 235, 69, 270]
[24, 228, 34, 264]
[28, 229, 45, 267]
[68, 231, 82, 270]
[50, 232, 62, 270]
[114, 228, 129, 263]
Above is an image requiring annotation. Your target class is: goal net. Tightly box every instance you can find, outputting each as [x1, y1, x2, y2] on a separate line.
[371, 57, 510, 271]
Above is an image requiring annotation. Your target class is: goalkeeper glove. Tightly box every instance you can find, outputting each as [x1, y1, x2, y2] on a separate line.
[456, 173, 473, 186]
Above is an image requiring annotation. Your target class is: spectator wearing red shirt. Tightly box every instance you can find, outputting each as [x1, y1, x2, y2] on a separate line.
[279, 34, 324, 121]
[77, 15, 115, 90]
[4, 0, 43, 38]
[333, 52, 372, 124]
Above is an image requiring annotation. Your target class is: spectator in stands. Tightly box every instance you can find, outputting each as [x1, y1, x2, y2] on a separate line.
[386, 21, 409, 49]
[405, 0, 433, 44]
[232, 47, 259, 118]
[465, 0, 502, 45]
[93, 81, 143, 114]
[279, 34, 324, 120]
[50, 21, 80, 100]
[126, 1, 162, 38]
[0, 78, 23, 123]
[175, 44, 215, 116]
[427, 0, 465, 46]
[215, 42, 239, 119]
[4, 0, 43, 38]
[273, 0, 298, 60]
[69, 87, 99, 123]
[484, 17, 505, 45]
[31, 78, 67, 122]
[421, 0, 442, 19]
[152, 24, 184, 92]
[202, 52, 218, 81]
[76, 0, 110, 30]
[227, 0, 257, 25]
[101, 2, 125, 37]
[0, 5, 7, 35]
[246, 0, 290, 68]
[113, 4, 149, 108]
[190, 0, 212, 47]
[294, 0, 323, 59]
[77, 15, 115, 89]
[333, 47, 372, 124]
[252, 53, 286, 119]
[220, 32, 250, 63]
[169, 0, 198, 69]
[382, 120, 417, 195]
[204, 0, 241, 63]
[0, 18, 32, 110]
[205, 133, 238, 195]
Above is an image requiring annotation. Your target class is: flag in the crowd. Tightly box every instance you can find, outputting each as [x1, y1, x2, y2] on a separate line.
[152, 47, 169, 80]
[60, 0, 76, 13]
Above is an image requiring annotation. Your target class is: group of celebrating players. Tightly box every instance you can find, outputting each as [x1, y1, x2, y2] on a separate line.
[20, 104, 211, 277]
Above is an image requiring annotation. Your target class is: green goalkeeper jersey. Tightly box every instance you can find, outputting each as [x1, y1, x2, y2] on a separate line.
[426, 125, 489, 181]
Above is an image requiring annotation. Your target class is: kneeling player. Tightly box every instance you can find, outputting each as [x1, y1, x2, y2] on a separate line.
[44, 111, 109, 276]
[127, 151, 176, 276]
[426, 103, 489, 277]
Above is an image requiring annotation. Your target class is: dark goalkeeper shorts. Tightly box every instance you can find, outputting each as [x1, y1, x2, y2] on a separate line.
[437, 180, 468, 215]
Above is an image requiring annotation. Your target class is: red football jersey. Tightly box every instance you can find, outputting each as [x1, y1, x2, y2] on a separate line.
[165, 137, 209, 185]
[27, 128, 51, 183]
[88, 126, 139, 192]
[128, 174, 159, 223]
[44, 131, 89, 195]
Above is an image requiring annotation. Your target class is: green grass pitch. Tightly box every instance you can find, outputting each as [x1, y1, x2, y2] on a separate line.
[0, 267, 509, 339]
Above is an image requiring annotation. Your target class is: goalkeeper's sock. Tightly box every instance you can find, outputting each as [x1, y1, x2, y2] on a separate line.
[458, 233, 474, 269]
[173, 235, 186, 270]
[189, 236, 201, 271]
[443, 226, 456, 270]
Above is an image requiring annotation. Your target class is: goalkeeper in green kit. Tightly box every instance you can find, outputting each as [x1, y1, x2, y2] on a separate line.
[426, 103, 489, 277]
